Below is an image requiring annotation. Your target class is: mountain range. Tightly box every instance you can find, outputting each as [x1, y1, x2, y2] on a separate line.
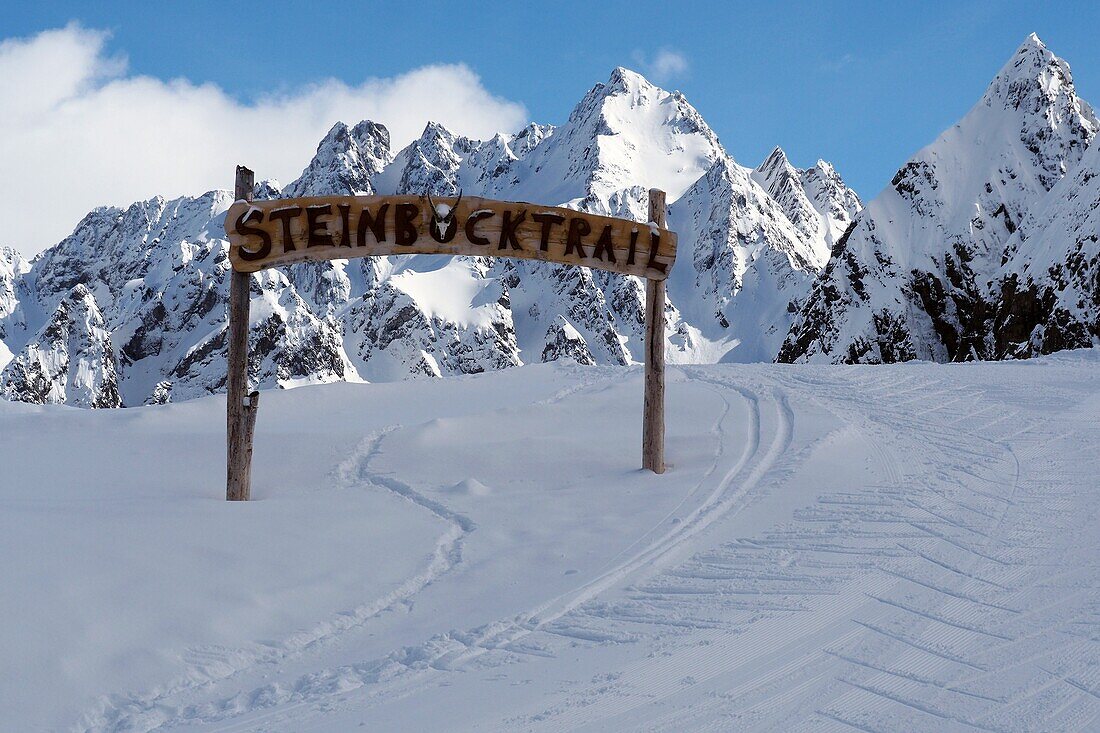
[1, 34, 1096, 408]
[779, 34, 1099, 363]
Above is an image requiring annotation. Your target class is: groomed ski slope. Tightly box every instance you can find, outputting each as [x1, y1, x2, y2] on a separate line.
[2, 352, 1098, 732]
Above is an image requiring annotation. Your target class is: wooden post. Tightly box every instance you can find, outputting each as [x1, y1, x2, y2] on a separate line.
[643, 189, 667, 474]
[227, 165, 259, 501]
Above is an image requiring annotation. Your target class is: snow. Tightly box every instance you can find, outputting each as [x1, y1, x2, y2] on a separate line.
[389, 258, 501, 328]
[506, 67, 724, 211]
[4, 355, 1099, 731]
[0, 66, 867, 405]
[781, 34, 1098, 364]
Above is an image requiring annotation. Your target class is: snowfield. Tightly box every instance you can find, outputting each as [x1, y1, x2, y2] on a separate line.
[2, 354, 1099, 732]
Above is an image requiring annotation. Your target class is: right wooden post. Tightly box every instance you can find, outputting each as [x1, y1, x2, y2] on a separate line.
[643, 188, 667, 474]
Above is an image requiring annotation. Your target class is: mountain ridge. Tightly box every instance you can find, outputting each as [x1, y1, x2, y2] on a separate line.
[1, 65, 856, 406]
[6, 35, 1098, 407]
[779, 34, 1099, 363]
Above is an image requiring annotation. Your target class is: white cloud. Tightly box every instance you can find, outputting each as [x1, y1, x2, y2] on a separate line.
[0, 24, 529, 256]
[632, 48, 689, 84]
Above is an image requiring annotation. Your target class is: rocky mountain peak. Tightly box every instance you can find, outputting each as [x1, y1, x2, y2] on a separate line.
[507, 68, 725, 218]
[604, 66, 655, 96]
[799, 160, 862, 247]
[752, 147, 801, 197]
[0, 246, 30, 292]
[751, 147, 859, 265]
[386, 121, 474, 196]
[811, 159, 835, 177]
[756, 147, 794, 176]
[1, 283, 121, 408]
[780, 34, 1099, 365]
[285, 120, 392, 197]
[977, 34, 1097, 187]
[0, 247, 31, 357]
[510, 123, 554, 159]
[983, 33, 1066, 106]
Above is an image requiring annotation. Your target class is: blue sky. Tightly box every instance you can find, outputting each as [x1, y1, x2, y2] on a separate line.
[4, 1, 1100, 253]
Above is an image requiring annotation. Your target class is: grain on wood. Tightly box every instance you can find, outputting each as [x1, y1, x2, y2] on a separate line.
[643, 189, 667, 474]
[227, 165, 257, 501]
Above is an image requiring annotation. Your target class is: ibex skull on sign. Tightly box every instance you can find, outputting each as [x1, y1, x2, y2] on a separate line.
[426, 189, 462, 243]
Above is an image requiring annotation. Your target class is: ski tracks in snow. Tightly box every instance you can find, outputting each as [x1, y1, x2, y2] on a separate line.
[73, 426, 475, 733]
[72, 363, 1100, 732]
[80, 370, 796, 732]
[71, 368, 628, 732]
[434, 373, 793, 669]
[205, 374, 791, 732]
[510, 366, 1100, 732]
[756, 368, 1100, 733]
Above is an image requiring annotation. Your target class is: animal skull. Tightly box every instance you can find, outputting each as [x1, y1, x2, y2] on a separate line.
[427, 190, 462, 242]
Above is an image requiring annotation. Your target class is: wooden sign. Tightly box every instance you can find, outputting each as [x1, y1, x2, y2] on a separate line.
[224, 167, 673, 502]
[224, 195, 677, 280]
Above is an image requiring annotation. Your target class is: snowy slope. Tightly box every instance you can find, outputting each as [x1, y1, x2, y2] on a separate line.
[780, 34, 1098, 363]
[993, 133, 1100, 355]
[0, 67, 859, 406]
[667, 157, 829, 362]
[751, 146, 861, 266]
[502, 67, 725, 218]
[4, 355, 1098, 730]
[0, 245, 31, 366]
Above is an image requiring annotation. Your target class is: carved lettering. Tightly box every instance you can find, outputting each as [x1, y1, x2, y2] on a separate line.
[531, 212, 564, 251]
[645, 232, 668, 274]
[268, 206, 302, 253]
[394, 203, 419, 246]
[337, 204, 351, 247]
[498, 210, 526, 250]
[565, 217, 591, 258]
[306, 204, 334, 248]
[465, 210, 493, 246]
[593, 225, 616, 263]
[357, 203, 389, 247]
[234, 209, 272, 261]
[225, 197, 675, 281]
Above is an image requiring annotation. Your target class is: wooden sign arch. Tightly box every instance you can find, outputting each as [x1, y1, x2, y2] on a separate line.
[225, 195, 675, 279]
[224, 166, 674, 500]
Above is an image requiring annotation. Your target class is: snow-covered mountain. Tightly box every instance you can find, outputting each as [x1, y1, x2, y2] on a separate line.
[751, 147, 861, 266]
[0, 247, 30, 366]
[1, 284, 121, 408]
[992, 131, 1100, 357]
[283, 120, 392, 198]
[5, 35, 1099, 406]
[779, 34, 1098, 363]
[0, 67, 859, 407]
[666, 155, 845, 363]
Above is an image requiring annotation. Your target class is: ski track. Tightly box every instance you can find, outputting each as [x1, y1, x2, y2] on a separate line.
[172, 371, 792, 732]
[781, 370, 1100, 733]
[74, 426, 470, 733]
[507, 367, 1100, 732]
[73, 369, 621, 732]
[70, 363, 1100, 732]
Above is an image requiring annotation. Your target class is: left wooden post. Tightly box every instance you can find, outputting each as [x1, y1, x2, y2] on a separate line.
[227, 165, 259, 501]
